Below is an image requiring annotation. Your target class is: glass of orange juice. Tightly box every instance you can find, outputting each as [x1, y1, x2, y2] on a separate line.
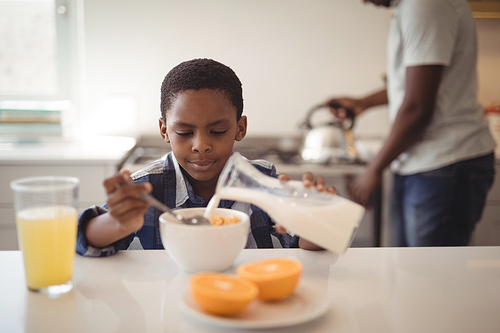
[10, 176, 79, 296]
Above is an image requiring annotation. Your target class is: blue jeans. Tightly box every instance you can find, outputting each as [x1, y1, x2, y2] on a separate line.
[390, 153, 495, 247]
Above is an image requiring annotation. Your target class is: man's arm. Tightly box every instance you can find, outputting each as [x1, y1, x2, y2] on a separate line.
[358, 89, 389, 111]
[369, 65, 444, 173]
[348, 65, 444, 207]
[326, 88, 388, 119]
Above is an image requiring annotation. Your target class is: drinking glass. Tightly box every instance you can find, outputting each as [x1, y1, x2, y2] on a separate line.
[10, 176, 79, 296]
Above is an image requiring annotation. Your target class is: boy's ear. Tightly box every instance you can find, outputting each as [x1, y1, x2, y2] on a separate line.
[235, 115, 247, 141]
[159, 118, 170, 143]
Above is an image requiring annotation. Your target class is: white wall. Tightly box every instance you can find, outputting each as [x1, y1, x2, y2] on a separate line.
[80, 0, 500, 140]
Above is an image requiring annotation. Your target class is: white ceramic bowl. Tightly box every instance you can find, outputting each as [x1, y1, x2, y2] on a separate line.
[159, 208, 250, 273]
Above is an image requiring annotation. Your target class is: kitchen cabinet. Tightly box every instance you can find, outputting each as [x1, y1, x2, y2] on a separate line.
[0, 136, 136, 250]
[470, 160, 500, 246]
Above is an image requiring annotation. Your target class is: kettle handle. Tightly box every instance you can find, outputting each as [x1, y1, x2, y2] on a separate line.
[300, 103, 355, 130]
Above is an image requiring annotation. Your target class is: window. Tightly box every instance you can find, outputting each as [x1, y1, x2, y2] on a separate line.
[0, 0, 81, 137]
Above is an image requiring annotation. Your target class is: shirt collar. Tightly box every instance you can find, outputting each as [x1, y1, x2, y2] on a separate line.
[170, 152, 233, 208]
[171, 153, 199, 206]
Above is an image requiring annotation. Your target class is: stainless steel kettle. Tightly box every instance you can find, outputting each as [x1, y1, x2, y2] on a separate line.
[300, 103, 357, 164]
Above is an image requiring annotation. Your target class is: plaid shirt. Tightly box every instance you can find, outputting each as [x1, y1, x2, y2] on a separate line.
[76, 152, 299, 257]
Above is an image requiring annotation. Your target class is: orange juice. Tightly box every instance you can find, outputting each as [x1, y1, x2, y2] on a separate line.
[16, 206, 78, 290]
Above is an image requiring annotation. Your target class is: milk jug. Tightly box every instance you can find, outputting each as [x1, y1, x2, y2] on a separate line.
[205, 153, 365, 254]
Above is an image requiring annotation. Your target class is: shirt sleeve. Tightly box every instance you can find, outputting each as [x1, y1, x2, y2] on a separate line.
[76, 205, 135, 257]
[400, 0, 458, 67]
[272, 227, 300, 248]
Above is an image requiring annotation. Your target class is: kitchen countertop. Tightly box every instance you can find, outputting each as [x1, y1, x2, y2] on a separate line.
[275, 153, 500, 176]
[274, 162, 368, 177]
[2, 247, 499, 333]
[0, 135, 136, 165]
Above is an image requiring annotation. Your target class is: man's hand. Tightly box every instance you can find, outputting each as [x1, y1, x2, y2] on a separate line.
[325, 89, 388, 120]
[325, 97, 365, 120]
[346, 167, 381, 209]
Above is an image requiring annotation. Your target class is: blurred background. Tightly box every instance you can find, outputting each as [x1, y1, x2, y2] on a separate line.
[2, 0, 499, 138]
[1, 0, 500, 250]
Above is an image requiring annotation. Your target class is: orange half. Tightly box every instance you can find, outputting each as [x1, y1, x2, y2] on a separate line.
[189, 273, 258, 316]
[237, 258, 303, 301]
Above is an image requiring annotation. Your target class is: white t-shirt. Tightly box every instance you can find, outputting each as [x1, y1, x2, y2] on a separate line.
[387, 0, 496, 175]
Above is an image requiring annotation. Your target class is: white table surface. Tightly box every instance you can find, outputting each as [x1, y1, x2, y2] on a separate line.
[1, 247, 499, 333]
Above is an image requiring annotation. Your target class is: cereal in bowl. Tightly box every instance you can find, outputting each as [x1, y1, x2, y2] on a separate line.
[210, 215, 240, 226]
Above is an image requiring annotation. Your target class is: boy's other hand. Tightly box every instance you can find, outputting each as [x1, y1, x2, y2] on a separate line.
[274, 173, 336, 241]
[298, 172, 336, 195]
[103, 170, 153, 234]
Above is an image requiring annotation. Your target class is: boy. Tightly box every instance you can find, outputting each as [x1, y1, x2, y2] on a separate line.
[77, 58, 329, 257]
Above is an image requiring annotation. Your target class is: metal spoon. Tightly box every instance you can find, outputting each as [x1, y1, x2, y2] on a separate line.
[138, 193, 211, 226]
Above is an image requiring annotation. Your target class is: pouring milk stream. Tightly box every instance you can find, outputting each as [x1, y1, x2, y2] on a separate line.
[204, 153, 365, 254]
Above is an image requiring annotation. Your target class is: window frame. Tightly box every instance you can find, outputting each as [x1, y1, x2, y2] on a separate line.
[0, 0, 83, 105]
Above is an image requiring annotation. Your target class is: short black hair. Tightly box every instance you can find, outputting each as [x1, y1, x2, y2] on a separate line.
[160, 58, 243, 122]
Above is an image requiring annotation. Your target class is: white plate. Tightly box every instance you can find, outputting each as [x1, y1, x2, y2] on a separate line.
[179, 282, 330, 329]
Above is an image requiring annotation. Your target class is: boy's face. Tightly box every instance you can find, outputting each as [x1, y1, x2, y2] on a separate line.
[159, 89, 247, 185]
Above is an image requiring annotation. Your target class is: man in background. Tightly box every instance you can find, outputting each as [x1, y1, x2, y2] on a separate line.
[327, 0, 496, 246]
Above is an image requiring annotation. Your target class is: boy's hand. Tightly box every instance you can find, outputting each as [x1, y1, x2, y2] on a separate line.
[103, 170, 153, 234]
[297, 172, 337, 195]
[274, 173, 335, 251]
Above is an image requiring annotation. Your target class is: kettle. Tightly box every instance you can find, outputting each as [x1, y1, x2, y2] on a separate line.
[300, 103, 357, 164]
